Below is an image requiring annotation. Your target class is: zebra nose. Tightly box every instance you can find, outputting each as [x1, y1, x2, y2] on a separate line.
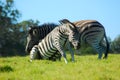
[73, 42, 79, 49]
[77, 43, 80, 49]
[25, 47, 31, 53]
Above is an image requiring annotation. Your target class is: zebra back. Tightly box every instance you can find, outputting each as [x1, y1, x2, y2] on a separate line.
[73, 20, 104, 42]
[74, 20, 103, 32]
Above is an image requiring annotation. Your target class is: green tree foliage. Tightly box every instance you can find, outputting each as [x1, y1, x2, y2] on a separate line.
[0, 0, 21, 56]
[77, 43, 96, 55]
[111, 35, 120, 53]
[0, 0, 39, 56]
[16, 19, 39, 47]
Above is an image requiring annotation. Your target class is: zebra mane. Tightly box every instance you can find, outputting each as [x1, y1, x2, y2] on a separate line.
[28, 23, 58, 34]
[39, 23, 58, 28]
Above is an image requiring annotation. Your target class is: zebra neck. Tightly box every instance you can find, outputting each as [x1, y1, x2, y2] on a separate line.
[58, 26, 68, 38]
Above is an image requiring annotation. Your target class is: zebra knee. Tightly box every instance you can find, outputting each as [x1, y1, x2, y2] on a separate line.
[30, 46, 39, 61]
[103, 47, 108, 59]
[103, 54, 108, 59]
[93, 45, 104, 59]
[98, 54, 102, 59]
[30, 51, 36, 61]
[98, 48, 103, 59]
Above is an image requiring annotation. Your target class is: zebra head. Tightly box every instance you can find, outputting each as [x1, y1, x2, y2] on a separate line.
[25, 27, 40, 53]
[59, 19, 80, 49]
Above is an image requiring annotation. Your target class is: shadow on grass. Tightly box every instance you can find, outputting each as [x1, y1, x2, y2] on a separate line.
[0, 53, 27, 57]
[0, 65, 14, 72]
[75, 53, 97, 56]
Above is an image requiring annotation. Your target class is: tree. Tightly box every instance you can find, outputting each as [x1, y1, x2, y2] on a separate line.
[75, 43, 96, 55]
[111, 35, 120, 53]
[0, 0, 39, 56]
[16, 19, 39, 48]
[0, 0, 21, 56]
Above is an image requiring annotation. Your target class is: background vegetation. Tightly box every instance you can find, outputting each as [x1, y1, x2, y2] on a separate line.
[0, 0, 120, 57]
[0, 0, 39, 56]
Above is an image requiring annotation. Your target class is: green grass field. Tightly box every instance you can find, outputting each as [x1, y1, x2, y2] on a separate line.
[0, 54, 120, 80]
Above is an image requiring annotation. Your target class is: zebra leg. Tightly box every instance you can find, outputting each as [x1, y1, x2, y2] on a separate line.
[57, 48, 68, 64]
[54, 52, 61, 61]
[62, 52, 68, 64]
[87, 39, 102, 59]
[66, 41, 75, 62]
[98, 44, 105, 59]
[49, 53, 59, 61]
[92, 43, 105, 59]
[54, 41, 68, 63]
[95, 39, 107, 59]
[48, 51, 61, 61]
[100, 42, 107, 59]
[30, 45, 39, 62]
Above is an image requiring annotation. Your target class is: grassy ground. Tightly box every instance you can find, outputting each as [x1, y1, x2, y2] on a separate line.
[0, 54, 120, 80]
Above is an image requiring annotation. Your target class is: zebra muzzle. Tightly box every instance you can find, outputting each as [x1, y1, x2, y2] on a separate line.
[25, 47, 31, 53]
[72, 42, 80, 50]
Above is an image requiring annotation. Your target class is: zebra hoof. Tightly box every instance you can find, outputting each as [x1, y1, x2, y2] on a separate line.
[97, 57, 102, 60]
[65, 60, 68, 64]
[65, 62, 68, 64]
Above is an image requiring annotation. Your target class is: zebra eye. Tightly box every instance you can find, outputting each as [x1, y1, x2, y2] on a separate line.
[72, 38, 75, 41]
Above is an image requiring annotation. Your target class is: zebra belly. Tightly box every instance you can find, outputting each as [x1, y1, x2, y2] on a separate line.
[38, 34, 57, 59]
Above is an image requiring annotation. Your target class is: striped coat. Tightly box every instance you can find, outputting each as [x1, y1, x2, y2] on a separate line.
[30, 19, 80, 63]
[73, 20, 109, 59]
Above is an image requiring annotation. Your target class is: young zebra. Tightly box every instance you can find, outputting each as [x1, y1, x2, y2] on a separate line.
[25, 23, 61, 61]
[29, 19, 80, 64]
[72, 20, 109, 59]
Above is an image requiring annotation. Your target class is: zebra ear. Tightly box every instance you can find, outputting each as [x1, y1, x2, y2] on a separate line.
[59, 19, 75, 26]
[28, 26, 34, 34]
[28, 27, 32, 31]
[59, 19, 71, 24]
[59, 19, 77, 30]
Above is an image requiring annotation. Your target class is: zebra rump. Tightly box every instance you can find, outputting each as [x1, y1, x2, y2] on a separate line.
[73, 20, 109, 59]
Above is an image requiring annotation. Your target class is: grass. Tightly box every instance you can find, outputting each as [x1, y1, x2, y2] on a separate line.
[0, 54, 120, 80]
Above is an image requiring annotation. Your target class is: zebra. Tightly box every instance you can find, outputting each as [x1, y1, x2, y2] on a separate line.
[29, 19, 80, 64]
[72, 20, 109, 59]
[25, 23, 62, 61]
[26, 19, 109, 60]
[25, 23, 58, 53]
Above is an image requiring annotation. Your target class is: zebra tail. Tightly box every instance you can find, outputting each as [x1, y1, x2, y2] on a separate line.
[104, 32, 109, 59]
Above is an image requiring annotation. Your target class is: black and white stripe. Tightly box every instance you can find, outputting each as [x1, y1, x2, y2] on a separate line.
[73, 20, 109, 59]
[25, 23, 61, 61]
[25, 23, 58, 53]
[30, 19, 80, 64]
